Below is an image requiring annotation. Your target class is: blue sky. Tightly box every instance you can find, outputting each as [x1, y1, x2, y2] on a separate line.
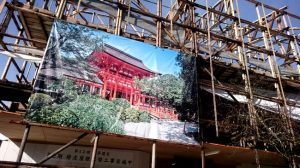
[94, 28, 181, 75]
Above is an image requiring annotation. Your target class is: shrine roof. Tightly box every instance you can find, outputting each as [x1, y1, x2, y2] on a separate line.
[98, 44, 157, 74]
[39, 58, 103, 84]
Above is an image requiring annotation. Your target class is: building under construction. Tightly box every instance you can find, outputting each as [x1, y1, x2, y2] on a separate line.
[0, 0, 300, 167]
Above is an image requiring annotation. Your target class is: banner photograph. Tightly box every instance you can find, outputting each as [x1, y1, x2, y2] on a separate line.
[26, 20, 198, 145]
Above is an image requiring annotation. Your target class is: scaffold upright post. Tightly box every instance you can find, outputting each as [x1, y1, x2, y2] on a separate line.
[151, 142, 156, 168]
[90, 134, 99, 168]
[16, 124, 31, 163]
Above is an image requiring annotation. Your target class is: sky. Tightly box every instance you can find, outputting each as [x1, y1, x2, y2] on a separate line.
[101, 29, 181, 75]
[55, 21, 182, 75]
[0, 0, 300, 82]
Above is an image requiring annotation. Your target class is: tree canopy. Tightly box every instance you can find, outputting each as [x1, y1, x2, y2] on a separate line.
[135, 74, 184, 106]
[55, 21, 108, 60]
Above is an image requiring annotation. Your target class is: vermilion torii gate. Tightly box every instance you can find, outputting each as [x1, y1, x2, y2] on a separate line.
[76, 44, 178, 120]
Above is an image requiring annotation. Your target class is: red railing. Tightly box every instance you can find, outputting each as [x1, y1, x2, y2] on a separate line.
[135, 105, 178, 120]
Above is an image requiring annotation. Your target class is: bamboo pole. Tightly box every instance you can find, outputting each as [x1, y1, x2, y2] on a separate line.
[191, 0, 198, 55]
[55, 0, 66, 19]
[234, 1, 261, 166]
[284, 15, 300, 75]
[1, 57, 12, 80]
[260, 4, 296, 168]
[201, 147, 205, 168]
[151, 142, 156, 168]
[16, 124, 31, 163]
[205, 0, 219, 137]
[156, 0, 162, 47]
[90, 134, 99, 168]
[115, 0, 123, 35]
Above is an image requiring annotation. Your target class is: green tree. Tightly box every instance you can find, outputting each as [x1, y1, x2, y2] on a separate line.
[54, 21, 108, 60]
[175, 52, 198, 120]
[175, 52, 197, 104]
[135, 74, 184, 106]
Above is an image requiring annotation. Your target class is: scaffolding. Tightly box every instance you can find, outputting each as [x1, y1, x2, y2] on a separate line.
[0, 0, 300, 167]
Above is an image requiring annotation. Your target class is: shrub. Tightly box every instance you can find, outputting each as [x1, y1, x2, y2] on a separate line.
[112, 98, 131, 109]
[121, 108, 140, 122]
[28, 93, 52, 110]
[26, 94, 124, 134]
[139, 111, 151, 122]
[120, 108, 151, 123]
[27, 80, 150, 134]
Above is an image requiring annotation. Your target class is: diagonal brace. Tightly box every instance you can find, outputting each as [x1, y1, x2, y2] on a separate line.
[36, 132, 88, 165]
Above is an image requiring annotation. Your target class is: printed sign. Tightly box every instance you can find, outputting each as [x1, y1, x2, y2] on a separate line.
[0, 141, 149, 168]
[26, 20, 199, 144]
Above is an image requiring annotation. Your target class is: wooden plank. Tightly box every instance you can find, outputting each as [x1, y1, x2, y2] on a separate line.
[29, 33, 49, 39]
[23, 12, 54, 22]
[26, 23, 52, 31]
[29, 34, 47, 40]
[0, 115, 291, 167]
[34, 43, 47, 49]
[17, 11, 34, 45]
[0, 32, 47, 44]
[27, 24, 44, 31]
[23, 17, 42, 24]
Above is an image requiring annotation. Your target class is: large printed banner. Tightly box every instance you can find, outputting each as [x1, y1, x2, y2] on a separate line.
[26, 20, 198, 145]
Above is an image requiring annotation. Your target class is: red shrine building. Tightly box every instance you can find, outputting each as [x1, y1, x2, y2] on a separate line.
[72, 44, 178, 120]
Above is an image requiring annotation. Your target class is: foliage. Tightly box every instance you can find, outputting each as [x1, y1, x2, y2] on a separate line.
[175, 52, 198, 120]
[27, 78, 151, 134]
[120, 108, 151, 123]
[121, 108, 140, 122]
[139, 111, 151, 122]
[28, 93, 52, 110]
[135, 74, 184, 106]
[175, 52, 197, 103]
[112, 98, 131, 110]
[41, 21, 108, 84]
[27, 94, 124, 133]
[134, 53, 197, 120]
[54, 21, 108, 60]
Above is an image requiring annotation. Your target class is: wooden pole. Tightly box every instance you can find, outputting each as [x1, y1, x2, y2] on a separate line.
[191, 0, 198, 55]
[16, 124, 31, 163]
[1, 57, 12, 80]
[0, 0, 6, 13]
[234, 0, 259, 135]
[201, 148, 205, 168]
[156, 0, 162, 47]
[205, 0, 219, 137]
[90, 134, 99, 168]
[37, 133, 88, 165]
[151, 142, 156, 168]
[17, 61, 28, 83]
[260, 4, 296, 167]
[55, 0, 66, 19]
[115, 0, 123, 35]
